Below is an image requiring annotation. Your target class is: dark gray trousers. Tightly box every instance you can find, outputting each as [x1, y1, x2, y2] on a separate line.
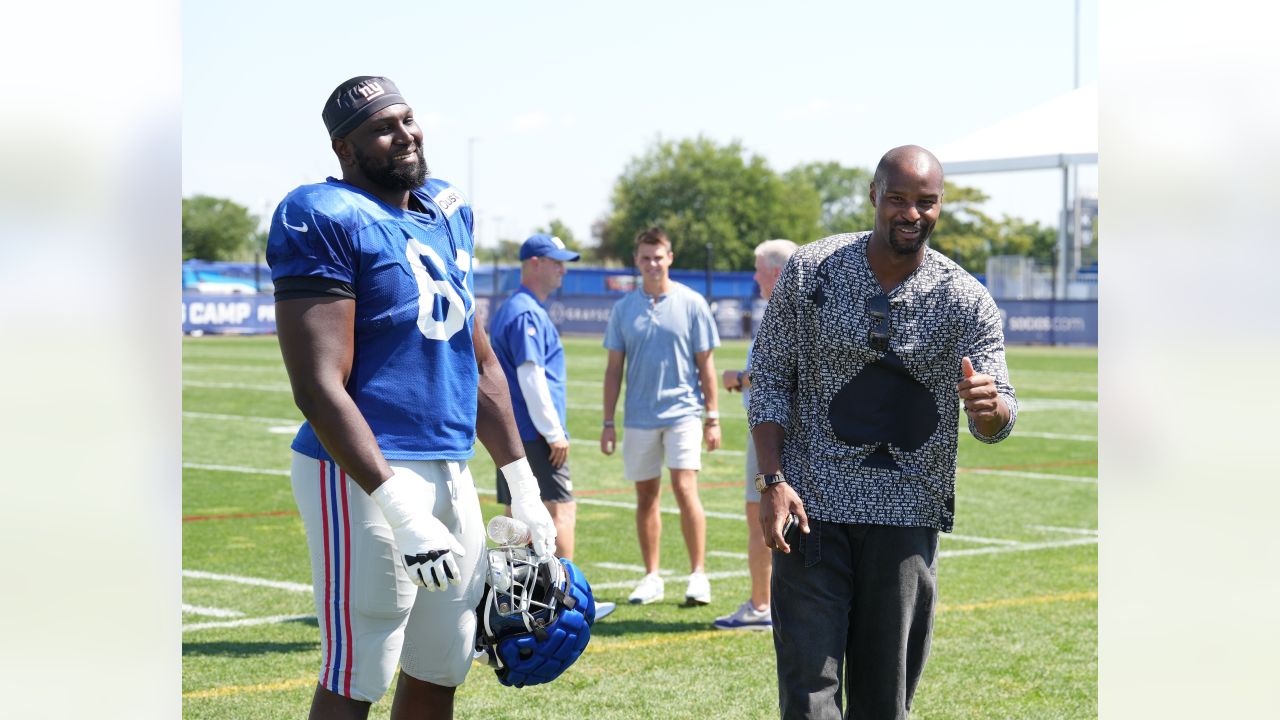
[771, 521, 939, 720]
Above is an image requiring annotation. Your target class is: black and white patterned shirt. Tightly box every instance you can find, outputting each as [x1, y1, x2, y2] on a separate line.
[748, 232, 1017, 532]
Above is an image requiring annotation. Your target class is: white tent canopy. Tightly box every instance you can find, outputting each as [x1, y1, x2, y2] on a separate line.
[935, 83, 1098, 298]
[936, 82, 1097, 175]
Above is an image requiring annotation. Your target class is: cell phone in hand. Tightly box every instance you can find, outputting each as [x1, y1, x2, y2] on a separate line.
[782, 514, 798, 541]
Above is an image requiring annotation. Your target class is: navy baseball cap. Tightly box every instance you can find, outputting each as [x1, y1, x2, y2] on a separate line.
[520, 234, 580, 262]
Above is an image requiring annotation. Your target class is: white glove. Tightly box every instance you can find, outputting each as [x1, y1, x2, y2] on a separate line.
[500, 457, 557, 561]
[370, 470, 464, 591]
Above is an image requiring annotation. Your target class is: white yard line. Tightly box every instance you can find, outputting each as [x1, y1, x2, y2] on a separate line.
[964, 469, 1097, 484]
[574, 496, 745, 521]
[184, 379, 292, 392]
[946, 533, 1022, 546]
[183, 614, 315, 633]
[184, 411, 301, 424]
[1015, 399, 1098, 412]
[1026, 524, 1099, 536]
[1014, 431, 1097, 442]
[181, 604, 245, 618]
[593, 562, 664, 574]
[708, 550, 749, 559]
[184, 363, 284, 373]
[183, 462, 290, 477]
[940, 536, 1098, 558]
[182, 531, 1094, 631]
[181, 462, 1088, 516]
[183, 569, 312, 593]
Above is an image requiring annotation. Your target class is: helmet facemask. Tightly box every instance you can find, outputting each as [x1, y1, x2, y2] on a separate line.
[474, 535, 596, 687]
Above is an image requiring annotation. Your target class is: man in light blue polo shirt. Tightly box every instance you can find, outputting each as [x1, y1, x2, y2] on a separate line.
[600, 226, 721, 606]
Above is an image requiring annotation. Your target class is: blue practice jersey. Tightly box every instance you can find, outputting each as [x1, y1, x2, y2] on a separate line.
[266, 177, 478, 461]
[489, 286, 568, 443]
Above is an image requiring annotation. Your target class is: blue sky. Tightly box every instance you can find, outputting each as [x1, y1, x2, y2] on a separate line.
[183, 0, 1097, 251]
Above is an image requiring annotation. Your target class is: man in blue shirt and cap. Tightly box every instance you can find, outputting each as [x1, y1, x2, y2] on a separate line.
[489, 233, 616, 619]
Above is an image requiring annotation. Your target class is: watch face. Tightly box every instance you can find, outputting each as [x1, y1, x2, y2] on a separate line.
[755, 473, 783, 492]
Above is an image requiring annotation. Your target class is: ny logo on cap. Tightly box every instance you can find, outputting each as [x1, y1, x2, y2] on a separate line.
[357, 81, 385, 101]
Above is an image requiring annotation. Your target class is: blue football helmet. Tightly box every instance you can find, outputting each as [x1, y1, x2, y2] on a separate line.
[474, 544, 597, 687]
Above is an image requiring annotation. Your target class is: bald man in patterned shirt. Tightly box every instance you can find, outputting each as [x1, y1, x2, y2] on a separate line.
[749, 145, 1018, 719]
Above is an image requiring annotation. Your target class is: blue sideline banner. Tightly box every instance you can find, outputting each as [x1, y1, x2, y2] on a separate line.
[997, 300, 1097, 345]
[182, 293, 1098, 346]
[545, 296, 617, 335]
[712, 298, 746, 340]
[182, 293, 276, 335]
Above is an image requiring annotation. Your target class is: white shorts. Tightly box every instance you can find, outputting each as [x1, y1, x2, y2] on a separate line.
[291, 452, 486, 702]
[622, 416, 703, 481]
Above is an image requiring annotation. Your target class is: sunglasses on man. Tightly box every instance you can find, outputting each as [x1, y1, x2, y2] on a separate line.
[868, 294, 890, 352]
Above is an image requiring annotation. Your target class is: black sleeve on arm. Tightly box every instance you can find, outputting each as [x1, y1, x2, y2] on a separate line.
[274, 276, 356, 302]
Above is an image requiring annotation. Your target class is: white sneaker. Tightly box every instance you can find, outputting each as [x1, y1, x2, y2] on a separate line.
[595, 601, 617, 621]
[628, 573, 665, 605]
[684, 571, 711, 605]
[713, 600, 772, 631]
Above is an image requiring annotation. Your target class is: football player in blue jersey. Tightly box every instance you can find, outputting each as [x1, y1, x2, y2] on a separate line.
[267, 76, 557, 720]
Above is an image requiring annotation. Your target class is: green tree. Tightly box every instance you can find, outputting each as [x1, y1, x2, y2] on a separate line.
[990, 215, 1058, 268]
[534, 218, 580, 252]
[1079, 212, 1098, 268]
[596, 136, 822, 270]
[926, 184, 1065, 274]
[475, 238, 523, 264]
[930, 182, 995, 271]
[183, 195, 259, 260]
[784, 161, 874, 236]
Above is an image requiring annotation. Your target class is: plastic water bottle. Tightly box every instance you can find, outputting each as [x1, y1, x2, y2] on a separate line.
[487, 515, 532, 546]
[487, 553, 514, 592]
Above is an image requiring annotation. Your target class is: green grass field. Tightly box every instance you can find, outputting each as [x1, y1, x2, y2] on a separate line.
[182, 335, 1097, 719]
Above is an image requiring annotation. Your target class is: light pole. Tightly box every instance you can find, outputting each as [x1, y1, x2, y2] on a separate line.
[493, 214, 503, 296]
[257, 200, 272, 292]
[705, 241, 713, 301]
[468, 137, 477, 204]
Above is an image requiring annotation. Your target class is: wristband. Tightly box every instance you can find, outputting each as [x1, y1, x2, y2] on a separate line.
[602, 419, 615, 428]
[705, 410, 720, 420]
[500, 457, 539, 500]
[370, 471, 420, 528]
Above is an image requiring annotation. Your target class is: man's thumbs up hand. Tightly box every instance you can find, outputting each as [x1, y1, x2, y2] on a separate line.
[957, 356, 1003, 427]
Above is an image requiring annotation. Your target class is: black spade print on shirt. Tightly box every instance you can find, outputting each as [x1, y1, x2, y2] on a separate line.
[828, 349, 939, 470]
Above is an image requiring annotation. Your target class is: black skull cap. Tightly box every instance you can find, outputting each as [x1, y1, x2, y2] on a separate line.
[322, 76, 406, 138]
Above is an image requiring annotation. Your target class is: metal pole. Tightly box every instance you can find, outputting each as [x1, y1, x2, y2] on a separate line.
[1056, 164, 1069, 300]
[258, 201, 271, 292]
[468, 137, 476, 203]
[1070, 0, 1081, 296]
[494, 215, 502, 296]
[1074, 0, 1081, 90]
